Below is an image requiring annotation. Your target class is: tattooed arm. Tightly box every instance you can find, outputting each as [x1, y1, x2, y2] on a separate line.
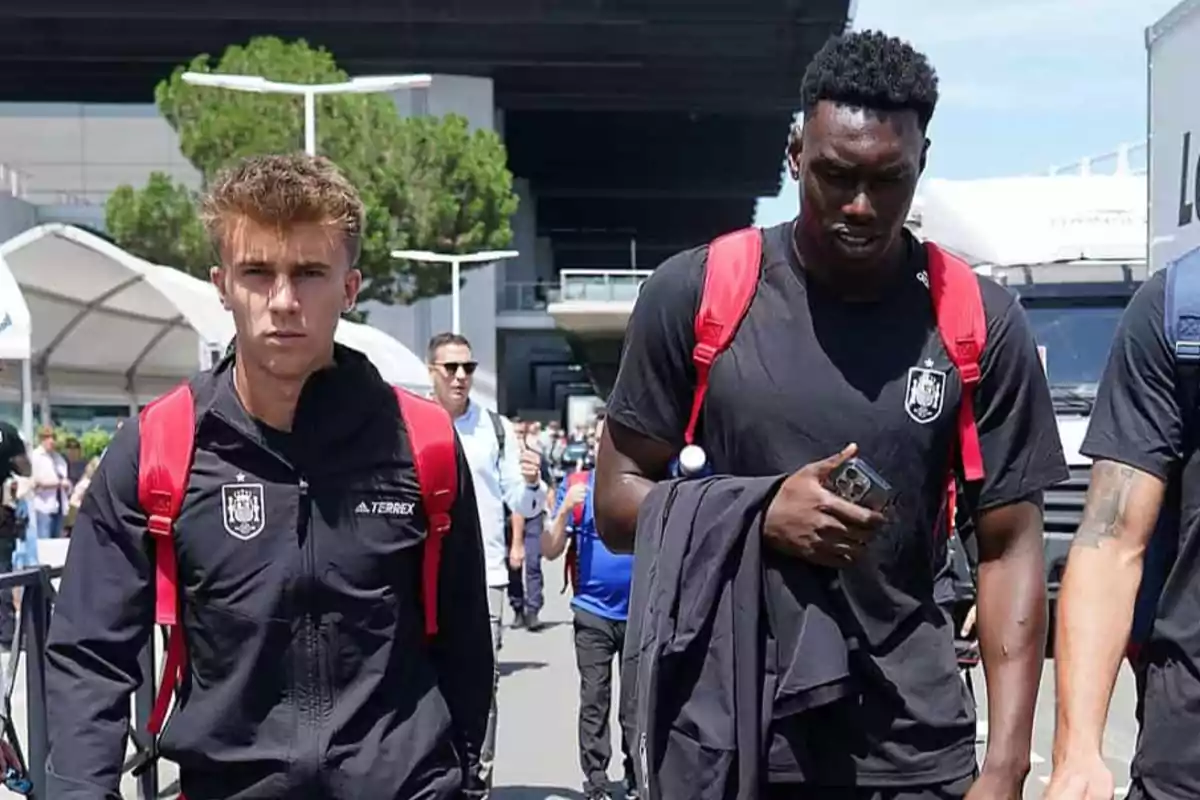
[1052, 460, 1165, 763]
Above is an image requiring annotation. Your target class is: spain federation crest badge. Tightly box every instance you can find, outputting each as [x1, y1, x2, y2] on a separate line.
[221, 478, 265, 540]
[904, 362, 947, 424]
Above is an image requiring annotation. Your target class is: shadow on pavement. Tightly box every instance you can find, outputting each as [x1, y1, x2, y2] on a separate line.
[498, 660, 549, 677]
[491, 786, 586, 800]
[511, 621, 571, 633]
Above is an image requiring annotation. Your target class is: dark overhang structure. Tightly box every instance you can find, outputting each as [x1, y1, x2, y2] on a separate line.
[0, 0, 852, 271]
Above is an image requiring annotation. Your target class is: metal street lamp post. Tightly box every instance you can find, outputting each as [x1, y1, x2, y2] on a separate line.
[391, 250, 520, 334]
[180, 72, 434, 156]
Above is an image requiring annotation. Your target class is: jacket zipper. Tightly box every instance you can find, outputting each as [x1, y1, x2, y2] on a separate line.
[206, 411, 325, 782]
[297, 476, 323, 770]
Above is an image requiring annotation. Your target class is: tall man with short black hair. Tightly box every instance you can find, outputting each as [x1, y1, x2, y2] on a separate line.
[597, 30, 1066, 798]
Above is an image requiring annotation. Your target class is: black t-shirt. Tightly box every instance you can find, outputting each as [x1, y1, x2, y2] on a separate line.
[0, 421, 23, 482]
[608, 222, 1067, 786]
[1080, 269, 1200, 798]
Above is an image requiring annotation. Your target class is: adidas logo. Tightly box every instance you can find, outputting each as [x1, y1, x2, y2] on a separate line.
[354, 498, 416, 517]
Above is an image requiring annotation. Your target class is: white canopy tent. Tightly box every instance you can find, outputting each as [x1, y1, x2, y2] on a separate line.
[0, 250, 31, 362]
[0, 223, 231, 440]
[913, 174, 1147, 267]
[0, 223, 439, 439]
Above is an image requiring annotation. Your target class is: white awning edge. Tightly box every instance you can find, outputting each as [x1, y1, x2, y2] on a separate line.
[0, 250, 31, 360]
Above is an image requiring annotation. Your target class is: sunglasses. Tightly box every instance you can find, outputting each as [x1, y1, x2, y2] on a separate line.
[435, 361, 478, 376]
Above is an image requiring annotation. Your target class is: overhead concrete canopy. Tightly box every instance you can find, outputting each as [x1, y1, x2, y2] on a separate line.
[547, 268, 650, 336]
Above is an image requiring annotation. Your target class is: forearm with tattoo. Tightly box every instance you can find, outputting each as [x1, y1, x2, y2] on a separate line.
[1053, 459, 1165, 761]
[1072, 462, 1138, 548]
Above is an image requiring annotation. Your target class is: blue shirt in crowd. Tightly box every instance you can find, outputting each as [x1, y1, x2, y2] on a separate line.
[556, 470, 633, 621]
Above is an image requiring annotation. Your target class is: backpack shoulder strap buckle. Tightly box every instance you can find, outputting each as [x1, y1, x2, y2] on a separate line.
[692, 341, 719, 368]
[146, 515, 173, 538]
[428, 510, 452, 535]
[1175, 338, 1200, 362]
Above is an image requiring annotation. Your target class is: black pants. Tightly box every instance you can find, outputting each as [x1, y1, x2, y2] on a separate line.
[0, 523, 17, 648]
[763, 772, 974, 799]
[1126, 778, 1161, 800]
[505, 522, 525, 613]
[573, 607, 634, 793]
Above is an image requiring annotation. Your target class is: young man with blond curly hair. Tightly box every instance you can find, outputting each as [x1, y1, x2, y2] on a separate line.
[44, 153, 493, 799]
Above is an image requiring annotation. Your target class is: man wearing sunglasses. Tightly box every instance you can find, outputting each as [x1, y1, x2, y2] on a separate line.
[426, 332, 547, 796]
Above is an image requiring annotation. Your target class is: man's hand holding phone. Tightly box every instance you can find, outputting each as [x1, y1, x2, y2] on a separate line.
[764, 443, 888, 568]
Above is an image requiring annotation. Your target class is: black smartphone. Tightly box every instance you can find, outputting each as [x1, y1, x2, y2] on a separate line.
[825, 456, 894, 512]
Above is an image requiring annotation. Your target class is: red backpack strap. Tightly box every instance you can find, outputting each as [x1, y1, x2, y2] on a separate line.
[684, 228, 763, 445]
[394, 387, 458, 639]
[926, 242, 987, 484]
[568, 470, 590, 527]
[136, 383, 195, 738]
[563, 470, 590, 594]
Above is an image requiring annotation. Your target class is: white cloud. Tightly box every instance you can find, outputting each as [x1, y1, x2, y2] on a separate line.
[847, 0, 1174, 114]
[938, 74, 1144, 112]
[855, 0, 1175, 48]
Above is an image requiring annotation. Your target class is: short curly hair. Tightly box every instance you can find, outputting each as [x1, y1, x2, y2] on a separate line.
[799, 30, 939, 130]
[200, 152, 364, 266]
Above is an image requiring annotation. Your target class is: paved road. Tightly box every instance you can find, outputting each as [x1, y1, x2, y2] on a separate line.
[974, 656, 1138, 798]
[0, 586, 1141, 799]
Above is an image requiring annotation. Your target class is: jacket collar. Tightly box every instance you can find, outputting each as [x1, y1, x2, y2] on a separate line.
[190, 342, 393, 464]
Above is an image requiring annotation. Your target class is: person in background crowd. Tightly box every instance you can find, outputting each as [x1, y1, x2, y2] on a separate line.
[45, 153, 494, 799]
[64, 455, 99, 536]
[507, 420, 554, 631]
[23, 425, 69, 560]
[63, 437, 86, 486]
[427, 331, 548, 797]
[0, 429, 23, 776]
[0, 415, 29, 651]
[544, 416, 636, 800]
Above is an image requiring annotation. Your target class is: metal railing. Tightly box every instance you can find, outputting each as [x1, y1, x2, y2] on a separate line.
[557, 269, 652, 303]
[0, 566, 58, 798]
[496, 281, 561, 312]
[1047, 141, 1147, 177]
[0, 159, 197, 206]
[0, 164, 29, 199]
[0, 565, 164, 799]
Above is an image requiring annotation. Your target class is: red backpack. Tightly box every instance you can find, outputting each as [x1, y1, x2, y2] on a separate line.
[689, 228, 986, 530]
[134, 382, 457, 769]
[562, 469, 590, 594]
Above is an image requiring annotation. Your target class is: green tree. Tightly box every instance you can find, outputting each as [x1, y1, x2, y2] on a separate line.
[104, 36, 519, 306]
[105, 174, 211, 277]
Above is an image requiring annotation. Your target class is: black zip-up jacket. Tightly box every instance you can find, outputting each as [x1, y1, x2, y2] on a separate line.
[44, 346, 493, 799]
[625, 475, 854, 799]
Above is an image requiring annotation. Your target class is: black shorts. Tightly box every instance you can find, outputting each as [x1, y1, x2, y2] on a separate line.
[1126, 778, 1170, 800]
[763, 773, 974, 800]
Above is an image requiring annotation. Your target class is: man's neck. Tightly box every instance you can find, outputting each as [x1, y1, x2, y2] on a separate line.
[793, 222, 908, 302]
[450, 399, 470, 420]
[234, 359, 310, 432]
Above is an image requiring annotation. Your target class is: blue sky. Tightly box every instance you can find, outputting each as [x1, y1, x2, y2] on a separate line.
[755, 0, 1179, 226]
